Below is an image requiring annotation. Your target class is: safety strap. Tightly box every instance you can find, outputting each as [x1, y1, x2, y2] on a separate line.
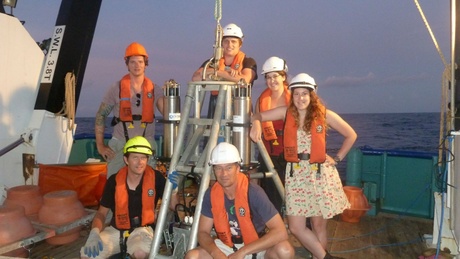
[122, 122, 130, 142]
[119, 230, 131, 258]
[111, 115, 143, 126]
[121, 121, 148, 142]
[289, 161, 321, 177]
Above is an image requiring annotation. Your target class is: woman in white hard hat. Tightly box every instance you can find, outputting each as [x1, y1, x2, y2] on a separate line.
[255, 56, 290, 214]
[250, 73, 357, 259]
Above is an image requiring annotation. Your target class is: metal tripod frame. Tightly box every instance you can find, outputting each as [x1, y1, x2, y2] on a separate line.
[149, 81, 284, 258]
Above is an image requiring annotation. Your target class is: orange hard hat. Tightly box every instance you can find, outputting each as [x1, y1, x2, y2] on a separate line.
[125, 42, 148, 60]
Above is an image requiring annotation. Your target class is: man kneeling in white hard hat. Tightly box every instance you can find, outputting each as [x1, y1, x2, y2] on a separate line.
[185, 142, 294, 259]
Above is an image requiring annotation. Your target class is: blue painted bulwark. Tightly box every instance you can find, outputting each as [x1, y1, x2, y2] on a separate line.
[68, 134, 164, 163]
[346, 148, 363, 187]
[346, 147, 439, 219]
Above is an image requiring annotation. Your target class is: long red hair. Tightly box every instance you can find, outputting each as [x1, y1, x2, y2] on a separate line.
[287, 88, 327, 132]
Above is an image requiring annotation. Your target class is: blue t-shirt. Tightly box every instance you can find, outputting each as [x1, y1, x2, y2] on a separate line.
[201, 182, 278, 235]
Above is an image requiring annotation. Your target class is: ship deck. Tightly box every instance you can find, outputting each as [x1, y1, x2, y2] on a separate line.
[24, 212, 434, 259]
[2, 181, 438, 259]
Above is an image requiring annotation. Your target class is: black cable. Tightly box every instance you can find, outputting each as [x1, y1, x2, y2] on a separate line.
[178, 172, 202, 217]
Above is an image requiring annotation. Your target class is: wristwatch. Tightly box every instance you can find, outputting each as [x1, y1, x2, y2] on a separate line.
[334, 156, 341, 163]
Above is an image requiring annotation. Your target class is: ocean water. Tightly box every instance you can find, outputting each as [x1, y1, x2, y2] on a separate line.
[75, 112, 441, 153]
[327, 112, 440, 153]
[75, 113, 440, 177]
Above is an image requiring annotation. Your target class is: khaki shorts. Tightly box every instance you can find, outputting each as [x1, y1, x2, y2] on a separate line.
[80, 226, 154, 259]
[214, 238, 266, 259]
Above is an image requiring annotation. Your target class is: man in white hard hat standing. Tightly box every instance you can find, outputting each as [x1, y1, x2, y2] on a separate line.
[185, 142, 294, 259]
[191, 23, 257, 84]
[191, 23, 258, 119]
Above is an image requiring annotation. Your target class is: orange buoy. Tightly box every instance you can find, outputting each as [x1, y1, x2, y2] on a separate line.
[38, 190, 86, 245]
[94, 173, 107, 202]
[0, 204, 35, 257]
[3, 185, 43, 215]
[341, 186, 370, 223]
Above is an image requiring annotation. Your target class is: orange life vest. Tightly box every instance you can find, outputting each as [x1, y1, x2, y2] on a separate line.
[283, 109, 326, 163]
[211, 51, 246, 95]
[259, 86, 291, 141]
[119, 74, 155, 123]
[114, 166, 156, 230]
[210, 173, 259, 247]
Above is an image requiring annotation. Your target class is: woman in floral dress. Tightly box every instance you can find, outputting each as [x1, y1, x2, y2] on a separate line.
[250, 73, 357, 259]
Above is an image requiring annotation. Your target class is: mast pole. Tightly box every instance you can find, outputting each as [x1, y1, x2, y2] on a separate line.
[453, 0, 460, 130]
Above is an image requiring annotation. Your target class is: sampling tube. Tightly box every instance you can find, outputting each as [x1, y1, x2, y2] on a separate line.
[232, 79, 251, 165]
[162, 79, 181, 158]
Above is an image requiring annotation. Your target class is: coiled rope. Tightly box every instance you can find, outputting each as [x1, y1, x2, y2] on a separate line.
[55, 72, 76, 131]
[413, 0, 451, 161]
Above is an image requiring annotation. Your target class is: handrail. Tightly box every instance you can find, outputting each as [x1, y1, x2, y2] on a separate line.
[0, 135, 26, 157]
[359, 146, 437, 159]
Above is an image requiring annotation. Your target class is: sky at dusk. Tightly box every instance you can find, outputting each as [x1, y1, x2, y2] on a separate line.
[12, 0, 450, 116]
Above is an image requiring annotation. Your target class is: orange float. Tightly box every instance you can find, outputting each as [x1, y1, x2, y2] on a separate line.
[38, 190, 86, 245]
[94, 173, 107, 202]
[341, 186, 370, 223]
[3, 185, 43, 215]
[0, 204, 35, 257]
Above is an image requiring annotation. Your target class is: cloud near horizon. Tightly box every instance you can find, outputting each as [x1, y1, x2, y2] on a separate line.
[321, 72, 376, 88]
[321, 72, 434, 89]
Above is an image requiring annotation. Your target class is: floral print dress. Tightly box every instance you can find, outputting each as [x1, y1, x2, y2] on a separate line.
[285, 129, 350, 219]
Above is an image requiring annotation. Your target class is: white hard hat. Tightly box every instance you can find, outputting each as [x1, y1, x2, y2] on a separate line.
[209, 142, 242, 165]
[261, 56, 288, 75]
[289, 73, 317, 92]
[223, 23, 244, 40]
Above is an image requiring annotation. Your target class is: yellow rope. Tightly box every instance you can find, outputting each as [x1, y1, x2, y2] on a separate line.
[413, 0, 448, 68]
[413, 0, 452, 162]
[440, 68, 450, 162]
[55, 72, 76, 131]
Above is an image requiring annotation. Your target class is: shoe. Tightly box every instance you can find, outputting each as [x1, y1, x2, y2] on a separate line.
[324, 250, 345, 259]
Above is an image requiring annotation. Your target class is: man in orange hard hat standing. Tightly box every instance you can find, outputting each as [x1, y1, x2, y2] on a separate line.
[95, 42, 161, 178]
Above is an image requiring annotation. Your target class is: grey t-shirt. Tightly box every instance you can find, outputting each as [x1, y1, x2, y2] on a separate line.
[102, 80, 156, 140]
